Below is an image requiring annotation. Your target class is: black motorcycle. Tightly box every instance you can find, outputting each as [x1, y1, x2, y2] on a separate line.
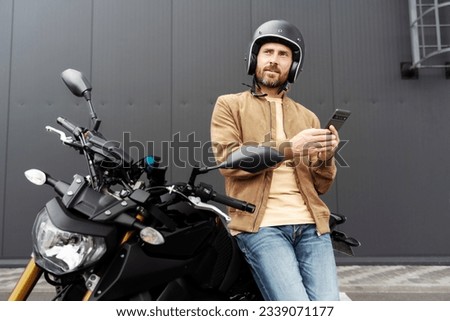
[9, 69, 359, 301]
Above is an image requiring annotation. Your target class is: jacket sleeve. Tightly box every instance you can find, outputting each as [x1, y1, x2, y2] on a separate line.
[210, 95, 266, 178]
[308, 114, 337, 195]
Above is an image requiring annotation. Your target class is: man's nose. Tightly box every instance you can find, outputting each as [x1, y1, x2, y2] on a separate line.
[270, 54, 281, 65]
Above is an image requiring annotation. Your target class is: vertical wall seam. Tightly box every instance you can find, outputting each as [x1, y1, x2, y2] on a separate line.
[90, 0, 94, 81]
[88, 0, 94, 125]
[2, 0, 15, 257]
[170, 0, 173, 183]
[250, 0, 253, 34]
[328, 0, 340, 213]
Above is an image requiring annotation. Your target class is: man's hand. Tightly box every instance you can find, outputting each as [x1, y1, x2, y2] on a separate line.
[289, 125, 339, 160]
[318, 125, 340, 161]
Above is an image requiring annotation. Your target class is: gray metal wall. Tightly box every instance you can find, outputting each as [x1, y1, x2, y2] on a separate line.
[1, 0, 449, 266]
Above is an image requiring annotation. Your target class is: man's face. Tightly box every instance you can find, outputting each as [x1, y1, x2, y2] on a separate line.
[255, 42, 292, 88]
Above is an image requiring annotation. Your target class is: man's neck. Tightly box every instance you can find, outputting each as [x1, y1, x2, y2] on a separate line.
[255, 85, 285, 98]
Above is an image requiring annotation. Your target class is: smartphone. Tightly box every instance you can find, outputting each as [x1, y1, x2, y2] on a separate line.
[325, 109, 351, 131]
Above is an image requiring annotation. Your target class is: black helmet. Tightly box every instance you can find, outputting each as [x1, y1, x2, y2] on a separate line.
[247, 20, 305, 83]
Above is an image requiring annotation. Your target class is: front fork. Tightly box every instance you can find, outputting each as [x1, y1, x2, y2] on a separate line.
[8, 257, 43, 301]
[82, 214, 144, 301]
[81, 229, 137, 301]
[9, 231, 135, 301]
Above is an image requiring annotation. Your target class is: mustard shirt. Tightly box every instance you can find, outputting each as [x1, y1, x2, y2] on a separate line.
[260, 97, 314, 227]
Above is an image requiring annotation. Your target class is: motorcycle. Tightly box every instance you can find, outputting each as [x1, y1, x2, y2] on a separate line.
[8, 69, 359, 301]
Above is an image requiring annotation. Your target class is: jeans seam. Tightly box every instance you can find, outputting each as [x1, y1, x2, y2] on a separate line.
[235, 234, 272, 300]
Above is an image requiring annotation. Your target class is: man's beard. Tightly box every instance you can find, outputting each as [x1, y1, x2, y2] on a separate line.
[255, 67, 288, 88]
[256, 75, 281, 88]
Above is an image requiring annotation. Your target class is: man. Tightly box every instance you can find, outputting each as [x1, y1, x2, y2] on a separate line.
[210, 20, 340, 301]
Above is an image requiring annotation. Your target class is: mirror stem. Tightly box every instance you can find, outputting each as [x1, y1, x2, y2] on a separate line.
[93, 119, 102, 132]
[199, 164, 220, 173]
[87, 98, 97, 119]
[188, 167, 200, 186]
[86, 99, 100, 130]
[188, 164, 222, 185]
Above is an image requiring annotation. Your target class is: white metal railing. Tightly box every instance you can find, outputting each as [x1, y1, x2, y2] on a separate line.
[408, 0, 450, 69]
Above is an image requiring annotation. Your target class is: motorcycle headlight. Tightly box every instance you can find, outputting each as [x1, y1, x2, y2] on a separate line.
[32, 207, 107, 275]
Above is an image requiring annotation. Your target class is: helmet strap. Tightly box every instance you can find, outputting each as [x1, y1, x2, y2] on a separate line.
[244, 77, 288, 97]
[277, 81, 289, 95]
[250, 76, 268, 98]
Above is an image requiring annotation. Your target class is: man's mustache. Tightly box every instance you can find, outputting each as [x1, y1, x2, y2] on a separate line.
[263, 65, 281, 73]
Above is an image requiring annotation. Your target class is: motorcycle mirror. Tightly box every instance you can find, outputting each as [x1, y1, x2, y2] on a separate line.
[218, 145, 285, 173]
[140, 227, 165, 245]
[61, 68, 100, 130]
[61, 69, 92, 101]
[189, 145, 284, 185]
[24, 169, 47, 186]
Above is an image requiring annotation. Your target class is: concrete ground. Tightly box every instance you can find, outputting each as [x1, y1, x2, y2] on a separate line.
[338, 265, 450, 301]
[1, 265, 450, 301]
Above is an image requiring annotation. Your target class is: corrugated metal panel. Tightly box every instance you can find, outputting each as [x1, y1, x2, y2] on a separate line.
[91, 0, 172, 168]
[1, 0, 450, 263]
[3, 0, 93, 256]
[171, 0, 251, 184]
[330, 0, 450, 257]
[0, 0, 14, 257]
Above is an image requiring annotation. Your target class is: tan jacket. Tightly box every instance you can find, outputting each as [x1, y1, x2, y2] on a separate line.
[210, 90, 336, 235]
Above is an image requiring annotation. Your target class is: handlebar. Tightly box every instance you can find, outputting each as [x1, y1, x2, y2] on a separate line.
[210, 191, 256, 213]
[56, 116, 133, 167]
[57, 117, 82, 137]
[194, 183, 255, 213]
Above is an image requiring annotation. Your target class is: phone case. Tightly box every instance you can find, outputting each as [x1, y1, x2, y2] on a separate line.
[325, 109, 351, 131]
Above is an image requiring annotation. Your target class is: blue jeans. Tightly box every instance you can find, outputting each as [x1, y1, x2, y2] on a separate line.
[235, 224, 339, 301]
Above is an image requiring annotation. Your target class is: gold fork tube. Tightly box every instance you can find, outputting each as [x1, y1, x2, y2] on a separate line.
[8, 257, 43, 301]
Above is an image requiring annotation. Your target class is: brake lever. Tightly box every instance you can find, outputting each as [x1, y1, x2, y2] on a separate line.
[45, 126, 74, 144]
[165, 185, 232, 224]
[187, 196, 232, 223]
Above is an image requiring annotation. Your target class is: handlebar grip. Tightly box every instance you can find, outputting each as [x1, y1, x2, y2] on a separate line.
[57, 117, 81, 136]
[212, 192, 256, 213]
